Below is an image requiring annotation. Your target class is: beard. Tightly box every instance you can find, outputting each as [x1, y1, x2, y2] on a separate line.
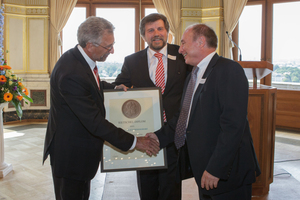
[149, 36, 167, 51]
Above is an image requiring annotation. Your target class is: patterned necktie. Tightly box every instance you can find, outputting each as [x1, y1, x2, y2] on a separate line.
[174, 66, 199, 149]
[154, 53, 167, 122]
[93, 66, 100, 90]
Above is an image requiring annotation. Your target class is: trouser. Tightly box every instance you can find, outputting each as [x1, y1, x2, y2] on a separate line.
[137, 143, 181, 200]
[51, 167, 90, 200]
[199, 184, 252, 200]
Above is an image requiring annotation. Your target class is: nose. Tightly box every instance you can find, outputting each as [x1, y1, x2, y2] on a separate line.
[178, 45, 183, 54]
[110, 46, 114, 54]
[154, 29, 160, 36]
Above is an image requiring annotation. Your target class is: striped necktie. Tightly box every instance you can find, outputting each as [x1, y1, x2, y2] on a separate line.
[154, 53, 167, 122]
[93, 66, 100, 90]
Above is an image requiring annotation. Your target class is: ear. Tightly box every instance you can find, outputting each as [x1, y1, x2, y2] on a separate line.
[197, 36, 205, 47]
[85, 42, 94, 52]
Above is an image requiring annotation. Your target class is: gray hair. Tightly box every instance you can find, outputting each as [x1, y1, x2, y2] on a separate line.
[77, 16, 115, 48]
[139, 13, 170, 37]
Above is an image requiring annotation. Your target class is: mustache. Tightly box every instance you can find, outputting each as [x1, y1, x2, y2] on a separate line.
[152, 36, 163, 41]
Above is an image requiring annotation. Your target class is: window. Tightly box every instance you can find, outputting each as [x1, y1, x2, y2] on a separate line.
[96, 8, 135, 77]
[62, 7, 86, 53]
[272, 2, 300, 85]
[237, 0, 300, 89]
[238, 5, 262, 61]
[62, 1, 155, 78]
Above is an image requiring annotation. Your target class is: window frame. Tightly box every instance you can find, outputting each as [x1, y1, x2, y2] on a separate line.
[74, 0, 155, 52]
[234, 0, 300, 86]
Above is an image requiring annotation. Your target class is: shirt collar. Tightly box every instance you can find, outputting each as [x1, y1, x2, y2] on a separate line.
[148, 44, 168, 58]
[197, 51, 216, 70]
[77, 45, 96, 71]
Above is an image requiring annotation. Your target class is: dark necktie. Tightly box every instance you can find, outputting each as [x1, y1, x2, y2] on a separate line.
[93, 66, 100, 90]
[154, 53, 167, 122]
[174, 66, 199, 149]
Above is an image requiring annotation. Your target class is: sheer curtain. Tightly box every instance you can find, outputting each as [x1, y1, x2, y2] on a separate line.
[152, 0, 182, 45]
[49, 0, 77, 73]
[223, 0, 247, 59]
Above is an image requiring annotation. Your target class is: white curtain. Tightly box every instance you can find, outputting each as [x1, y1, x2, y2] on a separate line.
[223, 0, 248, 59]
[152, 0, 182, 45]
[49, 0, 77, 73]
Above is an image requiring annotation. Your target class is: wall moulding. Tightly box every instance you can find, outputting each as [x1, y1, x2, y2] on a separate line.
[4, 4, 49, 16]
[182, 7, 223, 18]
[3, 0, 48, 6]
[182, 0, 222, 8]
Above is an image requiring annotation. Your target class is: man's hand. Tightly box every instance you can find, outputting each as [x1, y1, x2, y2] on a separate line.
[201, 170, 220, 190]
[145, 132, 159, 143]
[136, 136, 160, 156]
[115, 84, 128, 91]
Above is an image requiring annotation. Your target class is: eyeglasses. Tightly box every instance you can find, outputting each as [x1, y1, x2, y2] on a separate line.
[93, 42, 115, 52]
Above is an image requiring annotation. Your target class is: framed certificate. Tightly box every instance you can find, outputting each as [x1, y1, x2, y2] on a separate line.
[101, 87, 167, 172]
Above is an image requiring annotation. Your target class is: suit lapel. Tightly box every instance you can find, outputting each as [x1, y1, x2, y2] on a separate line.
[190, 53, 219, 116]
[72, 45, 104, 101]
[165, 44, 178, 95]
[140, 48, 156, 87]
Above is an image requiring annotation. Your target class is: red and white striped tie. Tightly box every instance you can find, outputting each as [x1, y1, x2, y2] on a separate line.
[93, 66, 100, 90]
[154, 53, 167, 122]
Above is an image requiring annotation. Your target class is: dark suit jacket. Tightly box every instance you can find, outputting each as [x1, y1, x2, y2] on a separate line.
[155, 53, 261, 195]
[114, 44, 192, 121]
[43, 45, 134, 181]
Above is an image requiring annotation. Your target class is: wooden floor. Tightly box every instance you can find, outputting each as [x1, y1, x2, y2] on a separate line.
[0, 122, 300, 200]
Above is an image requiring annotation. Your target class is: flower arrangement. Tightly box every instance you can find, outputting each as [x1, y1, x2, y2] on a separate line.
[0, 62, 33, 119]
[0, 5, 33, 119]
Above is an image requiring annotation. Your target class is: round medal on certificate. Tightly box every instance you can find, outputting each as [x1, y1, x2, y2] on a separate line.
[122, 99, 141, 119]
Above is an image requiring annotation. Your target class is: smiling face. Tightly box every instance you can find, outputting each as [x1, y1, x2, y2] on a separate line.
[179, 28, 202, 66]
[142, 19, 168, 52]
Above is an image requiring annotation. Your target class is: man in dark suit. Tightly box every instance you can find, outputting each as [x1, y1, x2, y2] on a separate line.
[147, 24, 261, 200]
[43, 16, 159, 200]
[114, 13, 191, 200]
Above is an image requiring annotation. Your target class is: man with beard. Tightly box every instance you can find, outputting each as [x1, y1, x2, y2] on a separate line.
[43, 16, 160, 200]
[114, 13, 192, 200]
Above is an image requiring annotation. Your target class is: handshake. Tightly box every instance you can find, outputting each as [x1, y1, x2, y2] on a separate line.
[135, 133, 160, 156]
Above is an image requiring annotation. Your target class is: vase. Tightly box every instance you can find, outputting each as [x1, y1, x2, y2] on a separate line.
[0, 102, 13, 178]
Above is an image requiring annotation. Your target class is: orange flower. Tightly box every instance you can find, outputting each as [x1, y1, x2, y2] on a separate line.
[3, 93, 13, 101]
[0, 75, 7, 83]
[18, 82, 23, 86]
[2, 65, 11, 70]
[22, 87, 29, 95]
[16, 95, 23, 101]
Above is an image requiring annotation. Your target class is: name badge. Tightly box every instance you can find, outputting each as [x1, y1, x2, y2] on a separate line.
[167, 54, 176, 60]
[199, 78, 206, 84]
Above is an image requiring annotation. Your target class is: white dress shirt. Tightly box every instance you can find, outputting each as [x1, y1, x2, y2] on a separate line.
[147, 45, 168, 85]
[186, 51, 216, 126]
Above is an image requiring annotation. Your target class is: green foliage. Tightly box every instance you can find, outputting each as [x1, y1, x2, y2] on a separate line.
[275, 66, 300, 83]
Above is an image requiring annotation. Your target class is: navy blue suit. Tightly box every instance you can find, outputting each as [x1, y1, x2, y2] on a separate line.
[43, 45, 134, 198]
[155, 54, 261, 197]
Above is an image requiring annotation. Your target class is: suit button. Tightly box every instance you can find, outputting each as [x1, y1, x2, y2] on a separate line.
[178, 72, 181, 74]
